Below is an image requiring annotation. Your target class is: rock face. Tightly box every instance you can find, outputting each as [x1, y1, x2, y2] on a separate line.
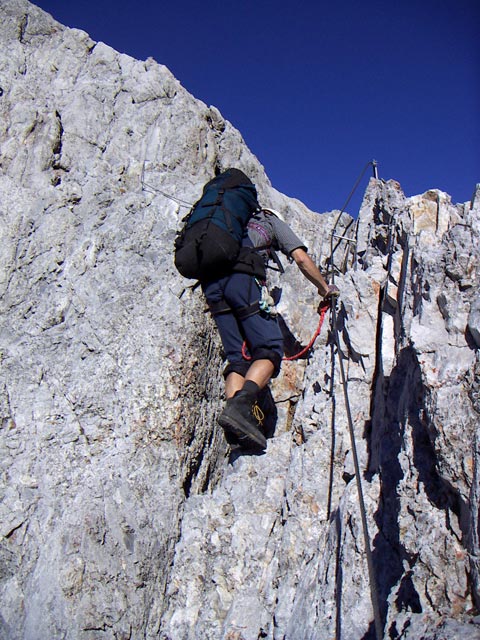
[0, 2, 479, 639]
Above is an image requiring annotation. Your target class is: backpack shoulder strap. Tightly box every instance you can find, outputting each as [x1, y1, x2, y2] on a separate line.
[246, 218, 284, 273]
[247, 218, 272, 246]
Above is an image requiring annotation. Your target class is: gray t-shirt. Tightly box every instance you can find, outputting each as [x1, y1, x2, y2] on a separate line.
[245, 211, 307, 260]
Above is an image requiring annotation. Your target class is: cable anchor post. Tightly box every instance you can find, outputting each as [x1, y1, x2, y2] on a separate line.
[371, 159, 379, 179]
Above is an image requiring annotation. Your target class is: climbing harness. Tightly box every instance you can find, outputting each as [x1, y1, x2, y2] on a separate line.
[242, 299, 330, 362]
[327, 160, 383, 640]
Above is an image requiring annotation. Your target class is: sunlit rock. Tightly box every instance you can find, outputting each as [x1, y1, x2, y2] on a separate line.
[0, 2, 479, 640]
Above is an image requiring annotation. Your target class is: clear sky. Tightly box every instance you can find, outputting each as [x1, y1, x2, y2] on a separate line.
[32, 0, 479, 215]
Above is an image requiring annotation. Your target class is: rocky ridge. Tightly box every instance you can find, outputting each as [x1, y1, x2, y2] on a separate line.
[0, 2, 479, 639]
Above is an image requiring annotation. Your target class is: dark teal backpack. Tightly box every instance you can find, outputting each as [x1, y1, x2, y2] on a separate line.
[174, 168, 260, 281]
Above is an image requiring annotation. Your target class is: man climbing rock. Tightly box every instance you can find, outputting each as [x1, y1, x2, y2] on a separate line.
[174, 168, 338, 453]
[203, 204, 339, 453]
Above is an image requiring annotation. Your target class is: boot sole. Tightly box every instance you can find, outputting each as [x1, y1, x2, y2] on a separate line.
[218, 413, 267, 451]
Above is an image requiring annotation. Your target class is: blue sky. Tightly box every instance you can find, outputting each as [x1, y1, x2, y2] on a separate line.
[33, 0, 479, 215]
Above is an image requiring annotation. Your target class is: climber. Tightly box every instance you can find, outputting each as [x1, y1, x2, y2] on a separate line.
[203, 206, 339, 453]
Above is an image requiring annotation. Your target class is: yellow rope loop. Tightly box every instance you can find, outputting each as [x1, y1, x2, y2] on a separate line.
[252, 402, 265, 427]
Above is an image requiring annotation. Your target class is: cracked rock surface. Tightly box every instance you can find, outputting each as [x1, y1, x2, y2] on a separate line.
[1, 2, 479, 639]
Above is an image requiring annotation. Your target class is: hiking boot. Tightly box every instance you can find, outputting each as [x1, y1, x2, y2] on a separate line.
[218, 392, 267, 451]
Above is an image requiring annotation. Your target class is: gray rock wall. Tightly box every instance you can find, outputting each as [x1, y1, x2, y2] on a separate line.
[1, 2, 479, 639]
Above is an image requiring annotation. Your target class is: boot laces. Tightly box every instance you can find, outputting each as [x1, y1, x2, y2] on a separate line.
[252, 402, 265, 426]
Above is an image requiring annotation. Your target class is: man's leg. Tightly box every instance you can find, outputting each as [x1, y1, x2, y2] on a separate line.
[218, 333, 281, 451]
[202, 276, 246, 397]
[225, 359, 275, 399]
[225, 372, 245, 399]
[204, 274, 282, 450]
[244, 359, 275, 388]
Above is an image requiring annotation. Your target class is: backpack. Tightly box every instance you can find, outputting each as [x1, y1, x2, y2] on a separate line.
[174, 168, 260, 281]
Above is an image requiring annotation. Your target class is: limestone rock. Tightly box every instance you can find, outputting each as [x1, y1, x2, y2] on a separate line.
[0, 2, 479, 640]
